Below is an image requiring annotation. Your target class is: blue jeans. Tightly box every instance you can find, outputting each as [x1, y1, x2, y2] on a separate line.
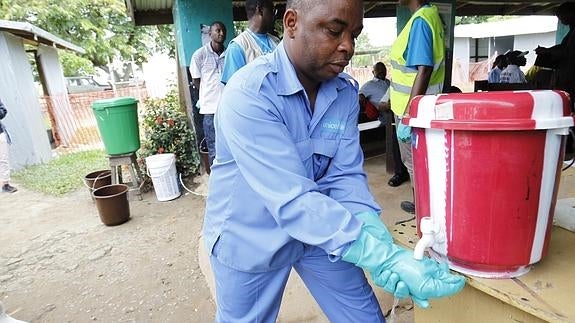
[203, 114, 215, 166]
[210, 244, 385, 323]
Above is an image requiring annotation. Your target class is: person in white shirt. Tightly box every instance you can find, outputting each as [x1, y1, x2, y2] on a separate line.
[190, 21, 227, 168]
[500, 50, 528, 84]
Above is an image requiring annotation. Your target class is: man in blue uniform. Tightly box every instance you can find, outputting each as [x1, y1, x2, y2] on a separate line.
[203, 0, 465, 322]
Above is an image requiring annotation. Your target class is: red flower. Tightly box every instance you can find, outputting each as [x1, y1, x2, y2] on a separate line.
[167, 119, 175, 127]
[155, 116, 163, 125]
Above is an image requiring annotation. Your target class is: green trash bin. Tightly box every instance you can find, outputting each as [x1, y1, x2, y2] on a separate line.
[92, 97, 140, 155]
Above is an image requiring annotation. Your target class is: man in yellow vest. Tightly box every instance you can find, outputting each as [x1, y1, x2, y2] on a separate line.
[390, 0, 445, 214]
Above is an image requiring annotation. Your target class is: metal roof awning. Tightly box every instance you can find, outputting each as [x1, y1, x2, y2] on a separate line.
[125, 0, 174, 25]
[0, 20, 85, 53]
[125, 0, 567, 26]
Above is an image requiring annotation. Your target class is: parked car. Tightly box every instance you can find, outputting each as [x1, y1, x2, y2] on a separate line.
[65, 76, 112, 94]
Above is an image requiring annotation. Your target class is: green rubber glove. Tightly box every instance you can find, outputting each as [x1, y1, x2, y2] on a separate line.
[397, 122, 412, 143]
[342, 212, 465, 308]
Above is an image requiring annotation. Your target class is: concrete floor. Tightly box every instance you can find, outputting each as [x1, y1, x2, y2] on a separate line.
[197, 152, 575, 323]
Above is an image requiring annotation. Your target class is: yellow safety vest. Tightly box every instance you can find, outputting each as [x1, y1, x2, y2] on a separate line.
[390, 5, 445, 116]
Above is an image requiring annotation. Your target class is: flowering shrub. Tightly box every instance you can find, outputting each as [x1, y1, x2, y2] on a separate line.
[140, 89, 199, 177]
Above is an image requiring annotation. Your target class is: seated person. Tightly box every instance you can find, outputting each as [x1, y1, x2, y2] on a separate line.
[500, 50, 528, 83]
[359, 62, 390, 123]
[488, 55, 508, 83]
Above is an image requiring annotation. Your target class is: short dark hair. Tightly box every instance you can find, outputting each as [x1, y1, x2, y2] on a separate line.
[245, 0, 274, 19]
[555, 2, 575, 23]
[286, 0, 313, 11]
[210, 21, 225, 31]
[374, 62, 386, 72]
[493, 54, 507, 69]
[555, 2, 575, 16]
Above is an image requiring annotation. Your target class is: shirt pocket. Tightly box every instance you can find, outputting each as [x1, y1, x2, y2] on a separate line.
[294, 138, 338, 181]
[311, 138, 338, 181]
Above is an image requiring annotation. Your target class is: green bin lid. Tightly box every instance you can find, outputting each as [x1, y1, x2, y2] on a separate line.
[92, 97, 138, 110]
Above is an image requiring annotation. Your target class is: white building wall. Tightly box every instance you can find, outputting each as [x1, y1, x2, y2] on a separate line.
[514, 31, 556, 69]
[0, 32, 52, 169]
[452, 37, 470, 84]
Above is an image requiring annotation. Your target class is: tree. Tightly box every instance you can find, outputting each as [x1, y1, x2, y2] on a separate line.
[0, 0, 175, 75]
[455, 16, 489, 25]
[455, 16, 515, 25]
[352, 33, 376, 67]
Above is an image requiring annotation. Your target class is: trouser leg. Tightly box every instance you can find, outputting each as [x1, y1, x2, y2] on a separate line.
[391, 124, 408, 176]
[395, 116, 413, 187]
[210, 255, 291, 323]
[0, 132, 10, 183]
[294, 246, 385, 323]
[203, 114, 216, 166]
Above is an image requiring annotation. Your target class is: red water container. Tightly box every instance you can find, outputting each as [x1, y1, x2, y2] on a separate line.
[405, 90, 574, 278]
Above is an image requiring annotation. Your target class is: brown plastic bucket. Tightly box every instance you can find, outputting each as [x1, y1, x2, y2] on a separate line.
[84, 170, 112, 198]
[93, 184, 130, 226]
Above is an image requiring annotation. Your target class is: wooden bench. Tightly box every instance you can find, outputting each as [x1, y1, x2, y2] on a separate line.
[358, 120, 382, 132]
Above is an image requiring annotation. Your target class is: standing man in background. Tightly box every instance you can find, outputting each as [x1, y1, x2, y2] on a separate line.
[389, 0, 445, 215]
[190, 21, 227, 168]
[220, 0, 279, 84]
[359, 62, 410, 187]
[0, 99, 17, 193]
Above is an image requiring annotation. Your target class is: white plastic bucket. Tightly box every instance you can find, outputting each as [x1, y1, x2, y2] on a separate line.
[145, 153, 181, 201]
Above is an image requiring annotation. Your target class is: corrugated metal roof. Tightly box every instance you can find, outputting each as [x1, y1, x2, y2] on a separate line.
[125, 0, 567, 26]
[132, 0, 173, 11]
[0, 20, 85, 53]
[455, 16, 557, 38]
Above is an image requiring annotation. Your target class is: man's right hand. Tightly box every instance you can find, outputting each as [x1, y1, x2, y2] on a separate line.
[370, 247, 465, 308]
[342, 212, 465, 308]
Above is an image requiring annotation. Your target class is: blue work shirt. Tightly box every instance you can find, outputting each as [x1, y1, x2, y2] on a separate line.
[488, 67, 502, 83]
[220, 42, 247, 84]
[359, 78, 390, 106]
[203, 42, 381, 273]
[221, 32, 277, 84]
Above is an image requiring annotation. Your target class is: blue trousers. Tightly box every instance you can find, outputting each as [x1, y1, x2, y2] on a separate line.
[210, 244, 385, 323]
[203, 114, 215, 166]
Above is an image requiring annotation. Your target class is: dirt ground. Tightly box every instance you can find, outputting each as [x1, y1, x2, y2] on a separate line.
[0, 180, 214, 322]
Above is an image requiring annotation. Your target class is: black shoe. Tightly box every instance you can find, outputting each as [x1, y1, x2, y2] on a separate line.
[400, 201, 415, 214]
[2, 184, 17, 193]
[388, 173, 409, 187]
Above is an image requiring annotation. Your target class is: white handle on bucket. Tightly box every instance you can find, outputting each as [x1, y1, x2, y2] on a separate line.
[146, 156, 176, 178]
[84, 171, 109, 191]
[179, 173, 207, 197]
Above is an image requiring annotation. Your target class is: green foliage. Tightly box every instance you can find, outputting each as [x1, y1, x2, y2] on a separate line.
[0, 0, 175, 70]
[352, 48, 391, 69]
[455, 16, 516, 25]
[352, 33, 378, 67]
[59, 51, 95, 76]
[140, 89, 200, 178]
[11, 150, 108, 196]
[455, 16, 489, 25]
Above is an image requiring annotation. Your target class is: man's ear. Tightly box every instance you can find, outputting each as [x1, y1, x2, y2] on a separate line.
[283, 9, 297, 39]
